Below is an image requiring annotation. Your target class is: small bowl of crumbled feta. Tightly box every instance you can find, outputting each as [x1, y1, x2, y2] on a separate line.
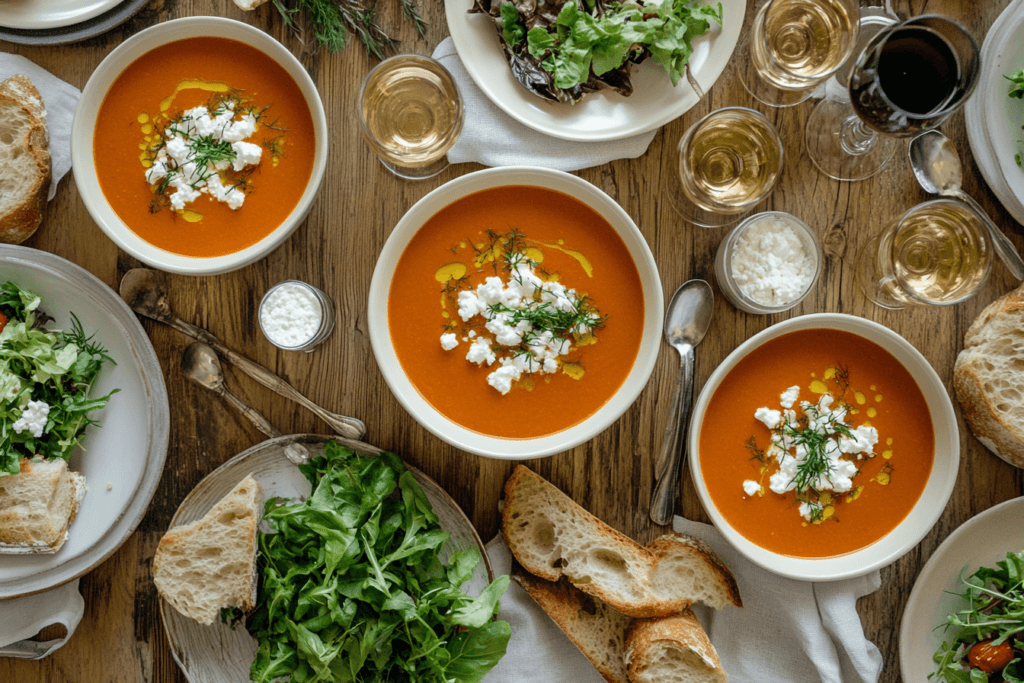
[714, 211, 822, 314]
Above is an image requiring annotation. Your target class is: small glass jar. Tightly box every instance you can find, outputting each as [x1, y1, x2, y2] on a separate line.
[258, 280, 336, 352]
[715, 211, 822, 314]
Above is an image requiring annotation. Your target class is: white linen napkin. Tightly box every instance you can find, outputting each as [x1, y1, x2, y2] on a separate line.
[484, 516, 883, 683]
[0, 579, 85, 659]
[432, 38, 657, 172]
[0, 53, 81, 201]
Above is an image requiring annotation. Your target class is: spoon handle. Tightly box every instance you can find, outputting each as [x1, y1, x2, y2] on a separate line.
[957, 191, 1024, 281]
[650, 347, 695, 526]
[162, 314, 367, 439]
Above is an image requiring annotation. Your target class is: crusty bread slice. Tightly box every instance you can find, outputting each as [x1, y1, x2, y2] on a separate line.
[954, 284, 1024, 468]
[625, 610, 728, 683]
[513, 563, 631, 683]
[0, 457, 85, 554]
[153, 474, 262, 626]
[502, 466, 741, 618]
[0, 74, 50, 245]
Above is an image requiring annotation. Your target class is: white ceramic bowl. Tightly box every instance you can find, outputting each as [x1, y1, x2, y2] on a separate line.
[688, 313, 959, 581]
[367, 167, 664, 459]
[71, 17, 328, 276]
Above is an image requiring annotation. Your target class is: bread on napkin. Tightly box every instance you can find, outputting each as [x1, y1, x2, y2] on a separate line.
[0, 74, 51, 244]
[153, 474, 262, 625]
[0, 457, 85, 554]
[954, 283, 1024, 468]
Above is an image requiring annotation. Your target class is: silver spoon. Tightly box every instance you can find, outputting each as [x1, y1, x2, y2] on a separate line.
[120, 268, 366, 439]
[650, 280, 714, 526]
[182, 342, 309, 465]
[908, 130, 1024, 281]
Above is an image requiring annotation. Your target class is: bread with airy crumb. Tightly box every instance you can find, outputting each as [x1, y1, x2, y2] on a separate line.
[153, 474, 262, 625]
[0, 74, 50, 245]
[625, 610, 728, 683]
[502, 465, 741, 618]
[0, 457, 85, 554]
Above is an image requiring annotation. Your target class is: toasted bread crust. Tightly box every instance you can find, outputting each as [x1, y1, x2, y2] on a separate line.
[0, 75, 50, 245]
[646, 535, 742, 609]
[625, 610, 727, 683]
[0, 457, 85, 553]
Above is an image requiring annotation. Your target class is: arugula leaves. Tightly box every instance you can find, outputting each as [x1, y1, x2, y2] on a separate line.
[247, 442, 511, 683]
[1007, 71, 1024, 166]
[931, 550, 1024, 682]
[0, 282, 117, 476]
[515, 0, 723, 89]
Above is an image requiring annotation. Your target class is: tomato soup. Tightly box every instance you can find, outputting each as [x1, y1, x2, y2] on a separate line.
[93, 37, 315, 257]
[699, 329, 934, 558]
[388, 186, 644, 439]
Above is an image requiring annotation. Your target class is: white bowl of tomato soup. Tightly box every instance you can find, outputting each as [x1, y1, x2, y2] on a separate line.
[368, 167, 663, 459]
[689, 313, 958, 581]
[71, 17, 327, 275]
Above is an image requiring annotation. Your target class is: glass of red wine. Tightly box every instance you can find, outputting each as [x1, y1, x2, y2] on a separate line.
[805, 14, 980, 182]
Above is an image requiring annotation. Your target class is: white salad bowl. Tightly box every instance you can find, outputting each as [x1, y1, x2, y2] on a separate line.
[367, 167, 663, 460]
[688, 313, 959, 581]
[71, 16, 328, 276]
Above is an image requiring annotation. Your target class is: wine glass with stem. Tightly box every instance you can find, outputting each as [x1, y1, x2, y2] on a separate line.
[805, 14, 980, 182]
[739, 0, 860, 107]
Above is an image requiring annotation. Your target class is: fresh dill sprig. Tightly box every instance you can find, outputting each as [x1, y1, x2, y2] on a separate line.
[774, 403, 854, 494]
[745, 436, 765, 463]
[402, 0, 426, 38]
[271, 0, 407, 59]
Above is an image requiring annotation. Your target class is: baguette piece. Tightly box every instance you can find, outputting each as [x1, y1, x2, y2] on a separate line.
[0, 74, 50, 245]
[954, 284, 1024, 468]
[625, 611, 728, 683]
[0, 457, 85, 554]
[153, 474, 263, 625]
[503, 466, 741, 618]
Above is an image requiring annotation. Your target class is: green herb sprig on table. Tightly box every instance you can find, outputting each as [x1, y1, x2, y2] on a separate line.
[246, 442, 511, 683]
[931, 550, 1024, 682]
[271, 0, 426, 59]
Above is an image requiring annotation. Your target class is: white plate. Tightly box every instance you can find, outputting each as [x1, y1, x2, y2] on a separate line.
[0, 0, 121, 30]
[900, 497, 1024, 682]
[0, 245, 169, 598]
[444, 0, 746, 142]
[161, 435, 494, 683]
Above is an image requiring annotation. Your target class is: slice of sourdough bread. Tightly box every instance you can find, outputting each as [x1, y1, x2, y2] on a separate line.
[0, 457, 85, 554]
[502, 465, 741, 619]
[625, 610, 728, 683]
[0, 74, 50, 245]
[153, 474, 262, 625]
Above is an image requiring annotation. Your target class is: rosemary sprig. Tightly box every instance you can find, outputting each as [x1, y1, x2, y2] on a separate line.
[271, 0, 425, 59]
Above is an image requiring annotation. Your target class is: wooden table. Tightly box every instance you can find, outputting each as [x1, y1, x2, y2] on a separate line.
[2, 0, 1022, 680]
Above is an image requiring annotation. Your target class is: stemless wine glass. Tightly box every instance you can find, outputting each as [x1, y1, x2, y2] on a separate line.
[358, 54, 464, 180]
[855, 199, 992, 309]
[806, 14, 980, 182]
[739, 0, 859, 107]
[667, 107, 784, 228]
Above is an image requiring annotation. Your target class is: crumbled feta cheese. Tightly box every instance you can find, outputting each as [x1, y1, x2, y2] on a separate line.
[742, 480, 761, 496]
[440, 333, 459, 351]
[231, 141, 263, 172]
[839, 425, 878, 456]
[466, 338, 496, 366]
[754, 407, 782, 429]
[730, 215, 815, 306]
[13, 399, 49, 438]
[780, 385, 800, 408]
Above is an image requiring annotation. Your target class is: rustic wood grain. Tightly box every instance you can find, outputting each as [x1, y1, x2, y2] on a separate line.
[2, 0, 1023, 681]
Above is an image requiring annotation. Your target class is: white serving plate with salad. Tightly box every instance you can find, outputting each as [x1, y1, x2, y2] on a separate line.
[899, 496, 1024, 682]
[0, 245, 169, 598]
[444, 0, 745, 142]
[161, 434, 494, 683]
[0, 0, 121, 30]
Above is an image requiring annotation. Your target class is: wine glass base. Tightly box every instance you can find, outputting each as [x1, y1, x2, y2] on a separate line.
[666, 187, 752, 229]
[854, 233, 907, 309]
[736, 36, 817, 108]
[805, 98, 897, 181]
[379, 156, 449, 180]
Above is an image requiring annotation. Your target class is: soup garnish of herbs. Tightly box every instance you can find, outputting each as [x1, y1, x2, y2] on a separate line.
[699, 329, 934, 558]
[388, 186, 644, 440]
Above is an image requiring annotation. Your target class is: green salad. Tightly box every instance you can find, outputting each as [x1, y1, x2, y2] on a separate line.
[931, 550, 1024, 682]
[0, 281, 117, 476]
[244, 442, 511, 683]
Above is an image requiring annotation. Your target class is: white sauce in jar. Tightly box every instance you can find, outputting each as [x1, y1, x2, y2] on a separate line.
[731, 215, 814, 306]
[259, 283, 323, 347]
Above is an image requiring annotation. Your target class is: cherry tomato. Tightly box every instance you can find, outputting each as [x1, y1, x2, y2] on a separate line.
[968, 639, 1015, 674]
[0, 311, 6, 334]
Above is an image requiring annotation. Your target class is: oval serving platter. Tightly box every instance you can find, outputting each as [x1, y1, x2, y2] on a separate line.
[0, 244, 170, 598]
[161, 434, 494, 683]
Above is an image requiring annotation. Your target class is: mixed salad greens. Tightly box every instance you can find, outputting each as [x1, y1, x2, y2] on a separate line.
[1008, 70, 1024, 166]
[0, 281, 117, 477]
[932, 550, 1024, 682]
[471, 0, 723, 104]
[245, 441, 511, 683]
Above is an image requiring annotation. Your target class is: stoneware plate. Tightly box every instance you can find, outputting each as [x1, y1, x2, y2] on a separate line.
[900, 496, 1024, 682]
[161, 435, 493, 683]
[0, 0, 122, 30]
[688, 313, 959, 582]
[0, 0, 148, 45]
[444, 0, 746, 142]
[0, 245, 169, 598]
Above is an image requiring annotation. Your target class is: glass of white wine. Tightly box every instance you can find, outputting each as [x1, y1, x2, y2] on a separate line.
[739, 0, 859, 107]
[667, 107, 784, 228]
[855, 199, 992, 309]
[358, 54, 464, 180]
